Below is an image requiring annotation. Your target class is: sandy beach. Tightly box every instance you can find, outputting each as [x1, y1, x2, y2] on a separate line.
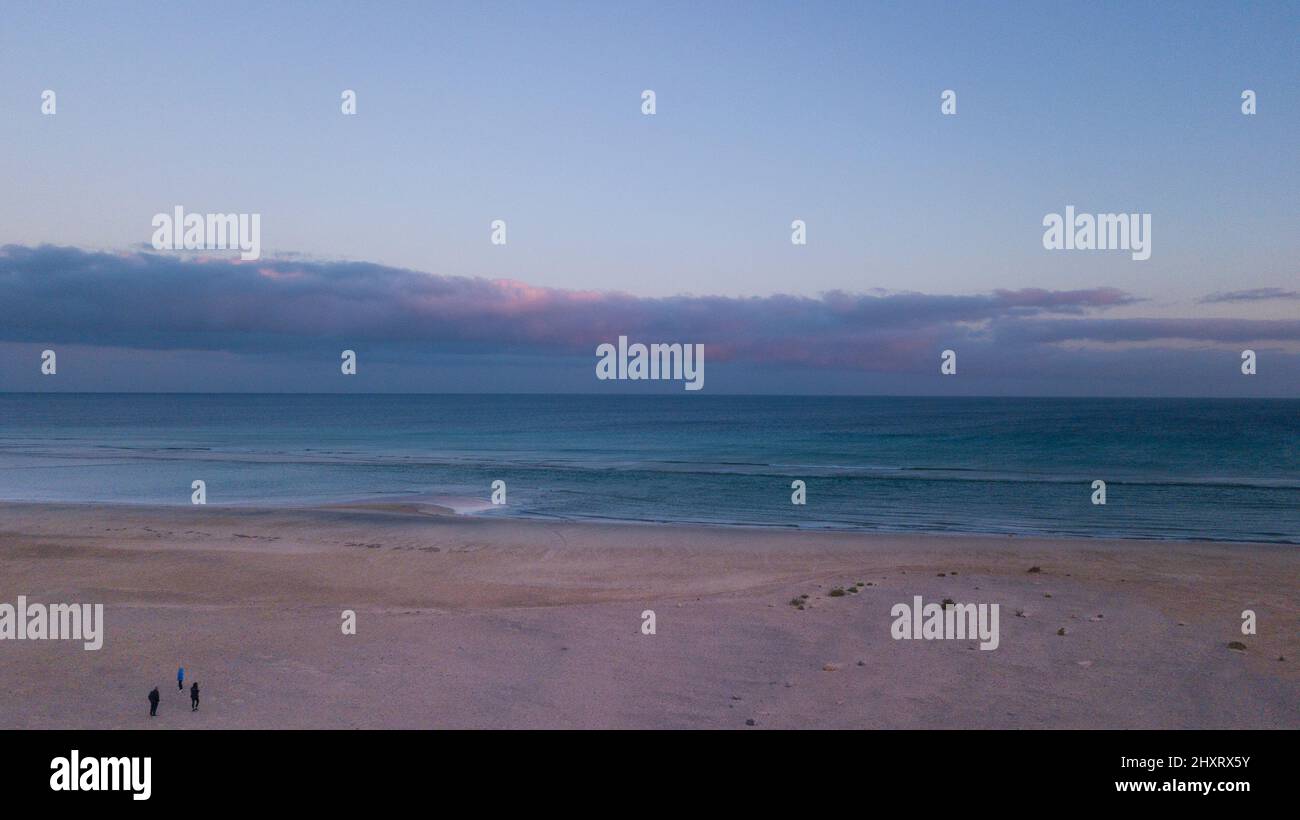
[0, 501, 1295, 729]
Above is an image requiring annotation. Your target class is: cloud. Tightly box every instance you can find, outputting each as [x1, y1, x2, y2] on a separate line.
[0, 245, 1295, 393]
[1200, 287, 1300, 303]
[995, 317, 1300, 345]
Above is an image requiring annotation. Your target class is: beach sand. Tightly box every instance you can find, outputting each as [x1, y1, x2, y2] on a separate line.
[0, 501, 1295, 729]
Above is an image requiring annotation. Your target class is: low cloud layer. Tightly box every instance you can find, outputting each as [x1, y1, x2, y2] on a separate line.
[1200, 287, 1300, 304]
[2, 245, 1296, 395]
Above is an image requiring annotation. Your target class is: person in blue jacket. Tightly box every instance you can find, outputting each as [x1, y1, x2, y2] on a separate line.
[177, 666, 185, 690]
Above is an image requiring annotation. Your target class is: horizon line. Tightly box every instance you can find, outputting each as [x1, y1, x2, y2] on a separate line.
[2, 391, 1295, 401]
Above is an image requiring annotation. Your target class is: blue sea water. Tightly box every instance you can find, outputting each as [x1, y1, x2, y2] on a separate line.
[0, 394, 1295, 543]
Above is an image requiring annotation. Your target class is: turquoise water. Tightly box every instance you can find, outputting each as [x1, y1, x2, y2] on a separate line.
[0, 394, 1295, 542]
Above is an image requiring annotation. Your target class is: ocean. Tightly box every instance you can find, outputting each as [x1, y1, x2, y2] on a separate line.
[0, 394, 1295, 543]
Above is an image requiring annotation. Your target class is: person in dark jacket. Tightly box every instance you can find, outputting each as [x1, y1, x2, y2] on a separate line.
[190, 682, 200, 711]
[148, 687, 160, 717]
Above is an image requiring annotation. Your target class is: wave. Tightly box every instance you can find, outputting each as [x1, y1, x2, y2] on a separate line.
[3, 443, 1298, 492]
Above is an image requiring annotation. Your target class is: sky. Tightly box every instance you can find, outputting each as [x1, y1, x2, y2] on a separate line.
[0, 1, 1296, 394]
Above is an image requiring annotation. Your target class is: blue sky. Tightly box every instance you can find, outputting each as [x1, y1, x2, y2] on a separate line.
[0, 1, 1296, 393]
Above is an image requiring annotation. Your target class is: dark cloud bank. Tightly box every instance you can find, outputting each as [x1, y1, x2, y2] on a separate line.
[1, 245, 1295, 396]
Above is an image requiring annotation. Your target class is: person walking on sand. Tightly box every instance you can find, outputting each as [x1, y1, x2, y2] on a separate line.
[177, 666, 185, 691]
[190, 682, 200, 712]
[148, 686, 160, 717]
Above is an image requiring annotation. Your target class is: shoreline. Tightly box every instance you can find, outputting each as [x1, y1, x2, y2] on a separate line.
[0, 500, 1296, 729]
[3, 498, 1296, 547]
